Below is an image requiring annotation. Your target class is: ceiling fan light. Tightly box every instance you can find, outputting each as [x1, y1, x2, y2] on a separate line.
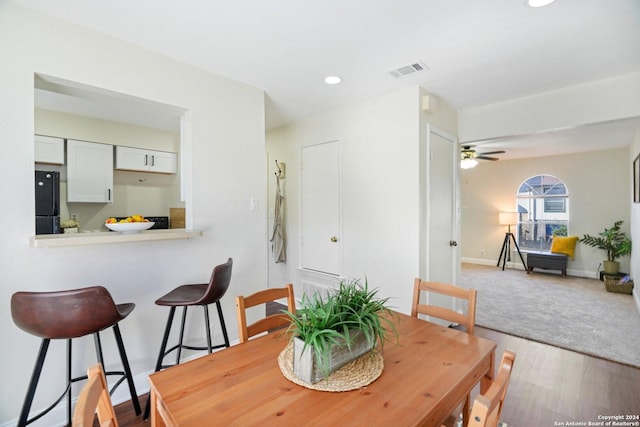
[526, 0, 556, 7]
[460, 158, 479, 169]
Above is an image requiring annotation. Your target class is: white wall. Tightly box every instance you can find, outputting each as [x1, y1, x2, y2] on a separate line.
[266, 86, 458, 316]
[0, 3, 266, 425]
[460, 148, 631, 277]
[459, 72, 640, 141]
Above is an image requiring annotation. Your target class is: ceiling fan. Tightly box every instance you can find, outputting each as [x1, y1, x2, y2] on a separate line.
[460, 145, 505, 169]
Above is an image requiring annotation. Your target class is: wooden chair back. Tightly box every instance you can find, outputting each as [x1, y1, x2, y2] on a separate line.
[236, 284, 295, 343]
[411, 278, 477, 334]
[72, 364, 119, 427]
[468, 350, 516, 427]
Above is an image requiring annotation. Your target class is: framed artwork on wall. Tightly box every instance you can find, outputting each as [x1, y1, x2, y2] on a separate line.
[634, 154, 640, 203]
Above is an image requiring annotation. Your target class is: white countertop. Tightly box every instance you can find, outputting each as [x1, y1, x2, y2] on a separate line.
[31, 228, 203, 247]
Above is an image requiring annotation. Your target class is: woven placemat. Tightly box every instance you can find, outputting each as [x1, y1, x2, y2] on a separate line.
[277, 340, 384, 392]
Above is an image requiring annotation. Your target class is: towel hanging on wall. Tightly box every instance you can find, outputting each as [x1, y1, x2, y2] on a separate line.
[270, 176, 286, 263]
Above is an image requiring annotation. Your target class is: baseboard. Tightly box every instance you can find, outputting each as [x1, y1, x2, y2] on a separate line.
[461, 257, 598, 279]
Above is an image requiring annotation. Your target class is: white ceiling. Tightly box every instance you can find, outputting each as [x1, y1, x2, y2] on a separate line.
[18, 0, 640, 159]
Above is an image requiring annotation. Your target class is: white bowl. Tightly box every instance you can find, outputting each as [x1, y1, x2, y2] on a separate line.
[105, 222, 155, 233]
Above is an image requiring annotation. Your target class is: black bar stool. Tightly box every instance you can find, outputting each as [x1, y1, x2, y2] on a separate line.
[11, 286, 141, 427]
[143, 258, 232, 419]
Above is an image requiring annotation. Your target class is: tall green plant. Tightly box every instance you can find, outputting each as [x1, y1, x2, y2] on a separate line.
[283, 278, 398, 375]
[580, 220, 632, 262]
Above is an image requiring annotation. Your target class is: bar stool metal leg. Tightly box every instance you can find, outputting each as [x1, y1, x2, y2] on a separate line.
[176, 307, 188, 365]
[66, 338, 72, 426]
[94, 331, 105, 366]
[19, 339, 77, 427]
[204, 305, 213, 353]
[17, 340, 50, 427]
[112, 323, 141, 415]
[155, 307, 176, 372]
[216, 301, 230, 347]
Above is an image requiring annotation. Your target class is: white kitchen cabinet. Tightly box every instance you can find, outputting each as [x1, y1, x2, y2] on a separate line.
[67, 139, 113, 203]
[34, 135, 64, 165]
[115, 146, 177, 174]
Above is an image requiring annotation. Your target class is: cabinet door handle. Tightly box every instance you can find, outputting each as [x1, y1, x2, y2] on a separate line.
[108, 189, 111, 201]
[151, 155, 155, 167]
[144, 154, 148, 166]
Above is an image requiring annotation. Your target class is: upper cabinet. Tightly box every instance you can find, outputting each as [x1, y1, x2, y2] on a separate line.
[115, 146, 177, 174]
[67, 139, 113, 203]
[34, 135, 64, 165]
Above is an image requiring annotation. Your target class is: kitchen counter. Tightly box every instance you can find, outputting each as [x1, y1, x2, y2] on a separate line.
[31, 228, 203, 248]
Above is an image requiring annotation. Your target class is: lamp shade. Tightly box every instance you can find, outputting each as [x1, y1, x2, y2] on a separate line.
[498, 212, 519, 225]
[526, 0, 556, 7]
[460, 158, 478, 169]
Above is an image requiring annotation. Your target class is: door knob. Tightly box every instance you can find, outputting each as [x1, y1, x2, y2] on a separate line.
[449, 240, 458, 247]
[330, 236, 338, 242]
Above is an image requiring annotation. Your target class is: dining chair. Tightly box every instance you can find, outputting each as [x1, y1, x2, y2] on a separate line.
[411, 278, 477, 334]
[235, 283, 295, 343]
[412, 278, 477, 426]
[467, 350, 517, 427]
[72, 364, 119, 427]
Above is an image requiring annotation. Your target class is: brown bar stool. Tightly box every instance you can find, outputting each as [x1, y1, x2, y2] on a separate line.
[143, 257, 232, 419]
[11, 286, 141, 427]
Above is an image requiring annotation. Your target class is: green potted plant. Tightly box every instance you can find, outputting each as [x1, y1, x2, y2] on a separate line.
[580, 220, 632, 274]
[283, 278, 398, 384]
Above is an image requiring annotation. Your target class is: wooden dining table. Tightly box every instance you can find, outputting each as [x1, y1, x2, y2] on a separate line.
[148, 312, 496, 427]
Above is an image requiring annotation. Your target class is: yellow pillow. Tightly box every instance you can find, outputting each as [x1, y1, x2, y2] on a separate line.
[550, 236, 579, 259]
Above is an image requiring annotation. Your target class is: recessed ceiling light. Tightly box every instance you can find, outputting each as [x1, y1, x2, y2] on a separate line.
[526, 0, 556, 7]
[324, 76, 342, 85]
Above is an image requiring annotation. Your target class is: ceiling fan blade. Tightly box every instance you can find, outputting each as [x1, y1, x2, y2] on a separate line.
[477, 150, 505, 156]
[476, 156, 499, 161]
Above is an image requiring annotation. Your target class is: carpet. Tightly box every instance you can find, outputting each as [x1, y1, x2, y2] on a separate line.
[460, 263, 640, 368]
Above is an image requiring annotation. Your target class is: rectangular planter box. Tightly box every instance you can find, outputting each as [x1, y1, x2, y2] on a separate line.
[293, 330, 373, 384]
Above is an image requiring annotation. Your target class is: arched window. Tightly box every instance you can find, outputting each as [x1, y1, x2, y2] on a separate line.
[516, 174, 569, 251]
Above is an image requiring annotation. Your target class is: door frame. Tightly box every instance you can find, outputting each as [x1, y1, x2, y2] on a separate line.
[425, 124, 461, 285]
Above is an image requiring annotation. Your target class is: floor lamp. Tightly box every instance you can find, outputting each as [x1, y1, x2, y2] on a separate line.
[497, 212, 527, 271]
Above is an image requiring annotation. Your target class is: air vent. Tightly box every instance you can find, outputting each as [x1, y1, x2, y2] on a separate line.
[389, 61, 429, 78]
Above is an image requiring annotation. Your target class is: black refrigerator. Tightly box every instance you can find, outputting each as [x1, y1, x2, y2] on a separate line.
[35, 170, 61, 234]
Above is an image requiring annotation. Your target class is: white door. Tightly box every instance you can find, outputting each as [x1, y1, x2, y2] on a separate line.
[300, 140, 341, 275]
[425, 125, 459, 316]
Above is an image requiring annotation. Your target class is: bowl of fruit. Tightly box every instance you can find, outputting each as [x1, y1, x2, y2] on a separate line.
[105, 215, 154, 233]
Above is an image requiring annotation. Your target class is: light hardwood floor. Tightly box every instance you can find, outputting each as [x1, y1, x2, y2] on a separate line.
[476, 327, 640, 425]
[114, 324, 640, 426]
